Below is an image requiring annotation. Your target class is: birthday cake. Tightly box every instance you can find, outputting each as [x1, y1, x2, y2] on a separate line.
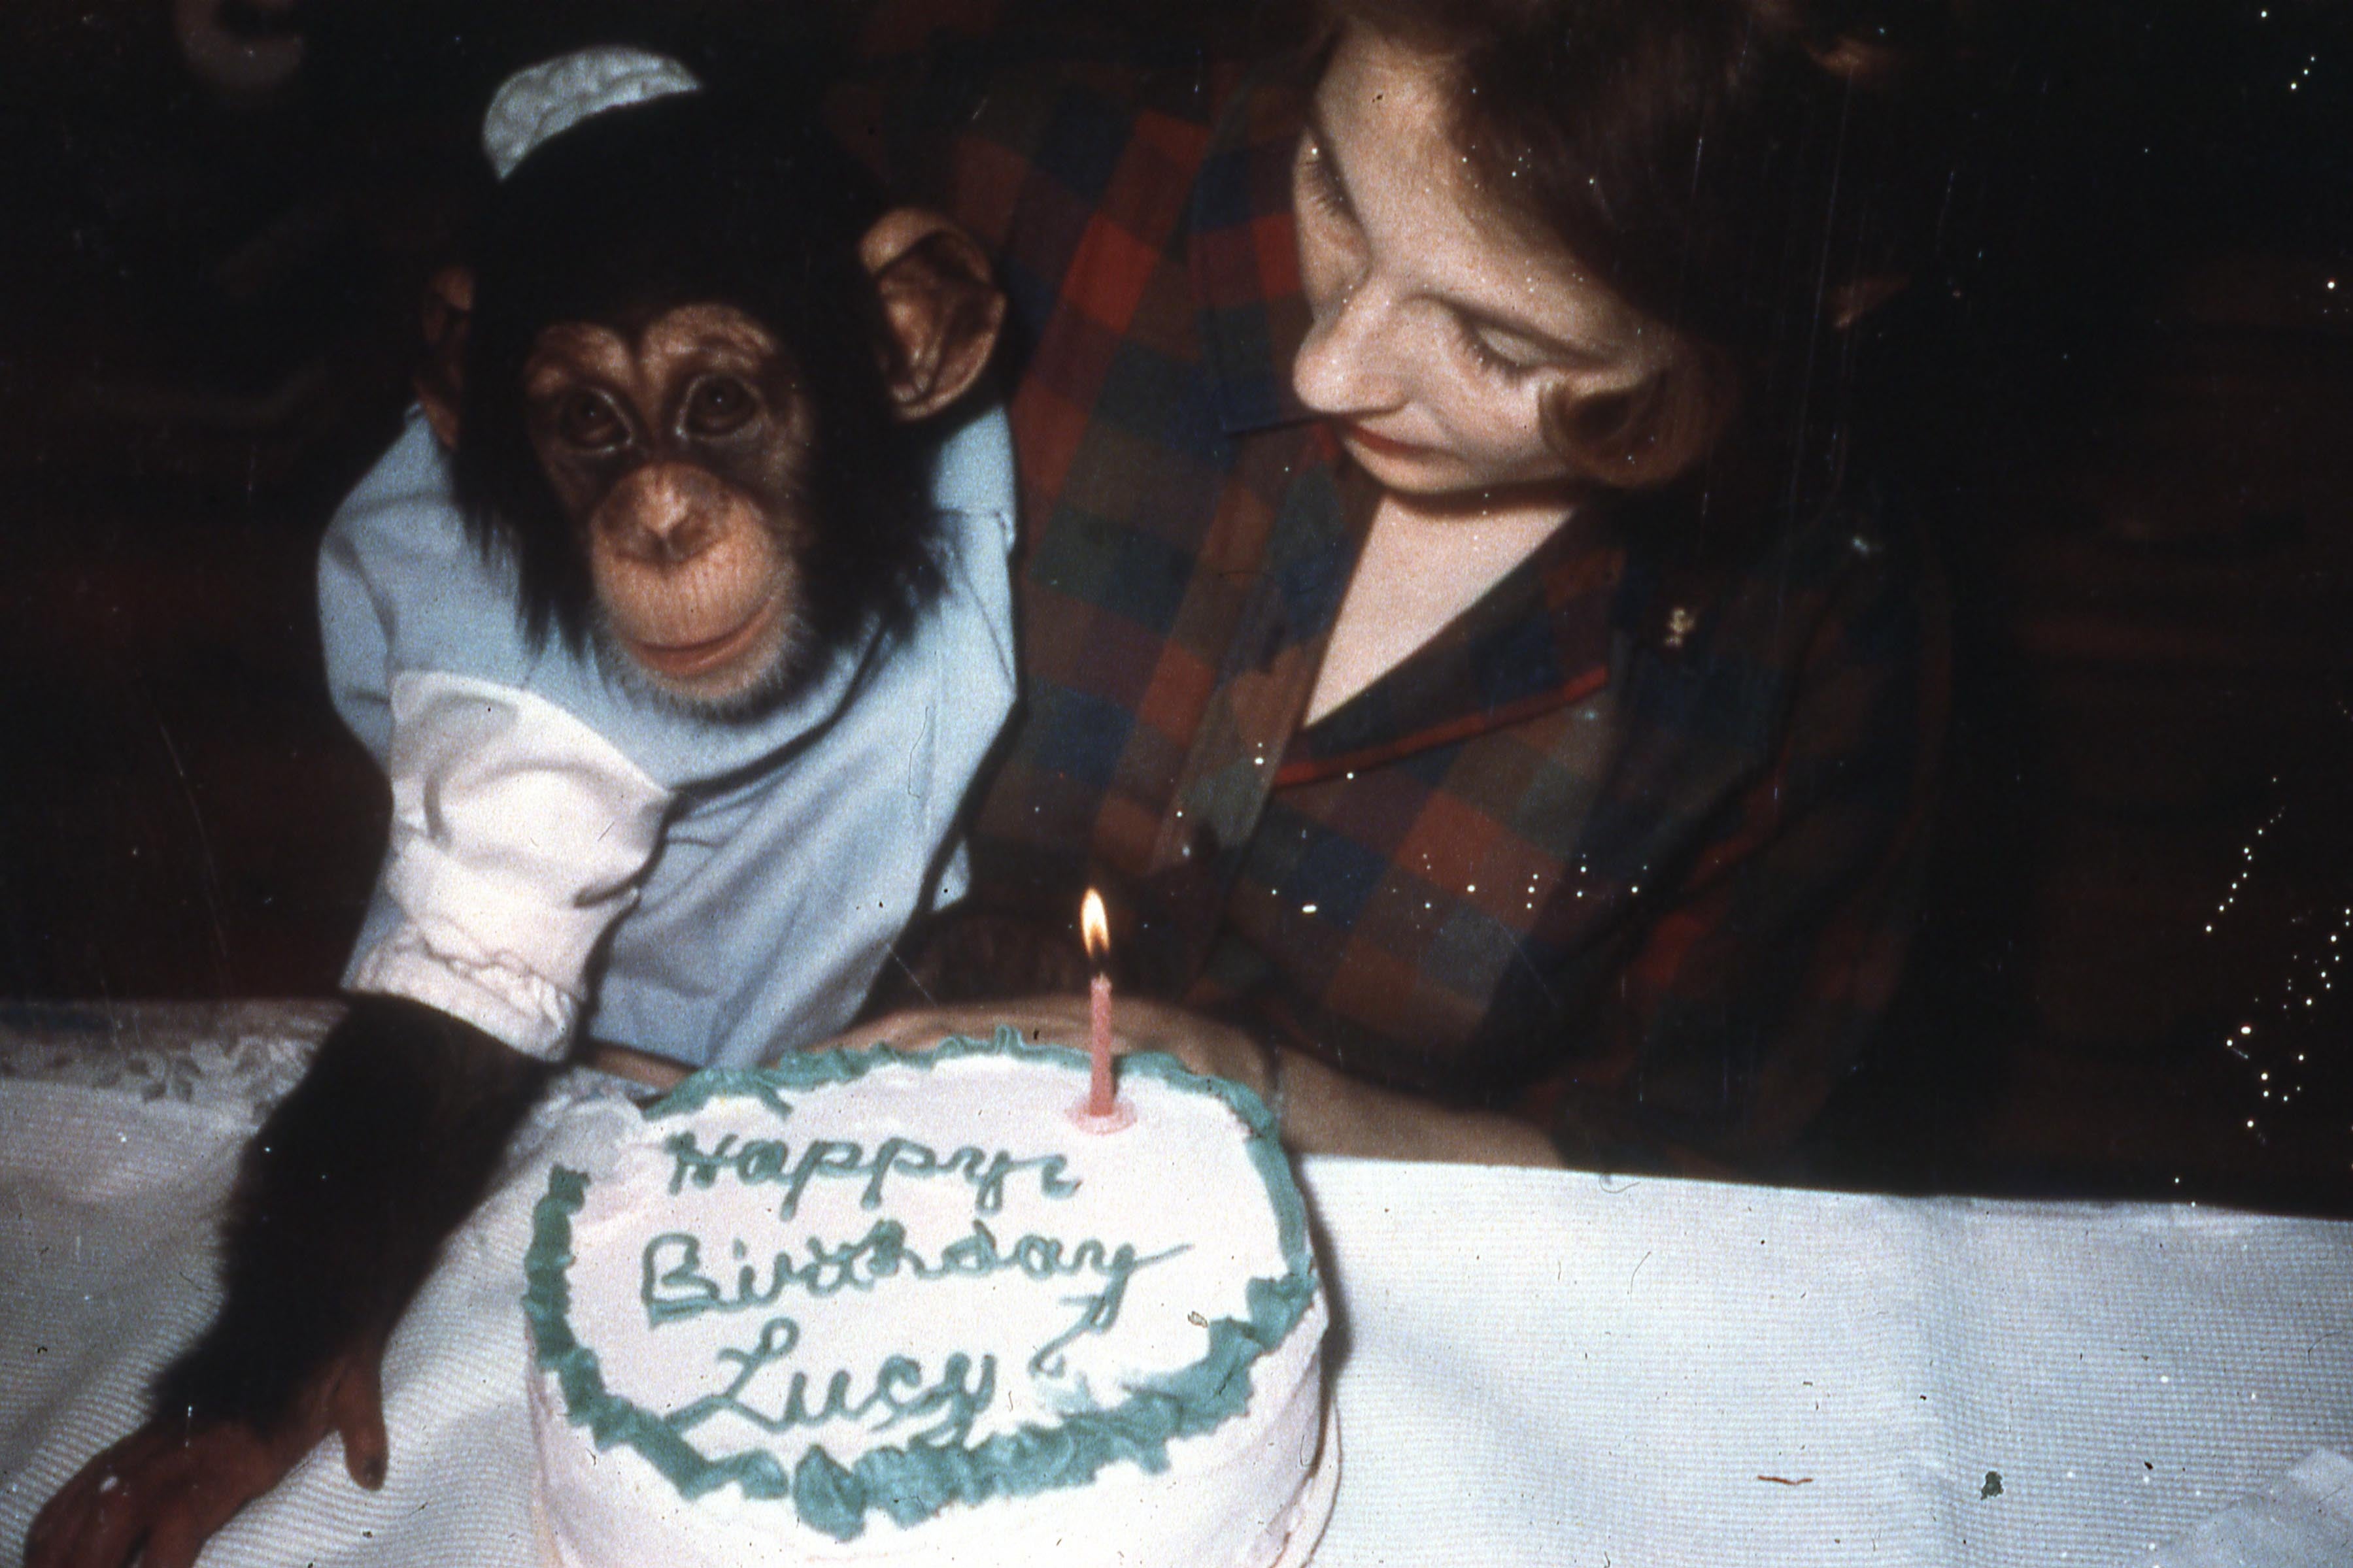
[522, 1031, 1336, 1567]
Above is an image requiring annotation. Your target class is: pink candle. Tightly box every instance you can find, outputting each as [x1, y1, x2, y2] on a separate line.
[1088, 972, 1115, 1116]
[1074, 889, 1133, 1131]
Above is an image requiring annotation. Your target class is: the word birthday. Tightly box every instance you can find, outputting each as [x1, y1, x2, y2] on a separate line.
[645, 1218, 1188, 1376]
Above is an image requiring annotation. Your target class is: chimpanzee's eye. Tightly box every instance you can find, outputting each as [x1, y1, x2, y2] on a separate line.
[558, 390, 627, 450]
[684, 375, 760, 437]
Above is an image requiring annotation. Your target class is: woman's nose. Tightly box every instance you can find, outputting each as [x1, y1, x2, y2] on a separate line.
[1290, 281, 1408, 418]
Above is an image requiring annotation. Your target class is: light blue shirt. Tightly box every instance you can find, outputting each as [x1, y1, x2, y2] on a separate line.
[318, 405, 1018, 1066]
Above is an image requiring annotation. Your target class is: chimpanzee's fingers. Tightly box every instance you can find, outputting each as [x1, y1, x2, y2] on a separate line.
[329, 1352, 390, 1490]
[22, 1458, 95, 1566]
[133, 1447, 281, 1568]
[20, 1473, 88, 1568]
[131, 1419, 315, 1568]
[24, 1429, 165, 1568]
[135, 1504, 213, 1568]
[24, 1429, 189, 1568]
[25, 1414, 332, 1568]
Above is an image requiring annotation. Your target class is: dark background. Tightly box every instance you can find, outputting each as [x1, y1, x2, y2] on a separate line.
[3, 0, 2349, 1212]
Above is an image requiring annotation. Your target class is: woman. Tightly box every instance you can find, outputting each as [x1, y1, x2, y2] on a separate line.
[847, 0, 1950, 1175]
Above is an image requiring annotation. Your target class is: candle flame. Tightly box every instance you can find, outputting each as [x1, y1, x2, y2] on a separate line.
[1081, 888, 1111, 967]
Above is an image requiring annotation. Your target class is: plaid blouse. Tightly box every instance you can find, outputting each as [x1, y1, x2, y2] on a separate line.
[841, 7, 1949, 1169]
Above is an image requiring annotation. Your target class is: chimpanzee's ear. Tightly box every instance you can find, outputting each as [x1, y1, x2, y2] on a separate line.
[415, 266, 475, 449]
[859, 210, 1006, 422]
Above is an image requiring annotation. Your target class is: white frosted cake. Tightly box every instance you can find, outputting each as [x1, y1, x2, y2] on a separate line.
[522, 1031, 1336, 1567]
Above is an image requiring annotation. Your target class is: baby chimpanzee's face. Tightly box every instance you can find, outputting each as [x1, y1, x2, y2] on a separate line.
[523, 303, 821, 714]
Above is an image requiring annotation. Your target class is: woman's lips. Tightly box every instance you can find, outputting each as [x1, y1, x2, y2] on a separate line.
[1340, 422, 1433, 460]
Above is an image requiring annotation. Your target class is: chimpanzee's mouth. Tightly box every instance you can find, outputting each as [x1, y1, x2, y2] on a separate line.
[626, 598, 777, 681]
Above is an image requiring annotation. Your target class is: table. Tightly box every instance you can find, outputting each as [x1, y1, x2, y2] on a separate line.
[3, 1003, 2350, 1566]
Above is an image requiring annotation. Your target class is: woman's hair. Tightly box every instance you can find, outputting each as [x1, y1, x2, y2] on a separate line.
[1318, 0, 1948, 497]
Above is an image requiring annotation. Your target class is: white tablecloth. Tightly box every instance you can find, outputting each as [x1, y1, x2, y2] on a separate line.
[2, 1004, 2350, 1566]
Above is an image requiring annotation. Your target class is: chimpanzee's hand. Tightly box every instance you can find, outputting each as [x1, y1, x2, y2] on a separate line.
[24, 995, 550, 1568]
[24, 1339, 387, 1568]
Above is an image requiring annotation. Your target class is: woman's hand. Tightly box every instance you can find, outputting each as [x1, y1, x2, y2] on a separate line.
[836, 993, 1266, 1086]
[826, 997, 1561, 1167]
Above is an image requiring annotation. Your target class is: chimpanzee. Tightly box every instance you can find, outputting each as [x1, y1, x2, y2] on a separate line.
[27, 48, 1011, 1568]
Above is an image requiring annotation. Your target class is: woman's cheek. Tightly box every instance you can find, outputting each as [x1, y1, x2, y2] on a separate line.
[1434, 387, 1559, 484]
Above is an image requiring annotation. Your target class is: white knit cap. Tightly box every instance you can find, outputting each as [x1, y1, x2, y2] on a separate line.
[481, 46, 702, 180]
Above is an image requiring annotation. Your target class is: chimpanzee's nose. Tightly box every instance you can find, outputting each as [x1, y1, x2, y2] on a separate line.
[606, 461, 726, 564]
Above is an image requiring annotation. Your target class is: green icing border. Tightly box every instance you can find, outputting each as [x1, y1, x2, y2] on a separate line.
[521, 1027, 1318, 1543]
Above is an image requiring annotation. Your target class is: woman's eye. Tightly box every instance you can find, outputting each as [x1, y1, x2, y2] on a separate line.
[1296, 137, 1353, 223]
[558, 390, 626, 449]
[685, 376, 760, 437]
[1456, 318, 1540, 380]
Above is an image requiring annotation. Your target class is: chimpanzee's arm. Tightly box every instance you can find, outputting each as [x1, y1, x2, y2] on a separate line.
[160, 995, 552, 1424]
[24, 995, 552, 1568]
